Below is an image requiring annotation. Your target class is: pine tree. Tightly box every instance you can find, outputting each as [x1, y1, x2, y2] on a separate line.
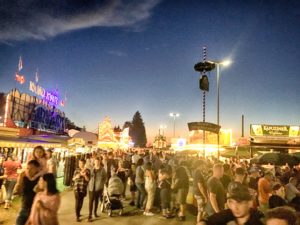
[130, 111, 147, 147]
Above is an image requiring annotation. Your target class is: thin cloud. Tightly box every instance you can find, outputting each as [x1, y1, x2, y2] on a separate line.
[108, 50, 127, 57]
[0, 0, 161, 42]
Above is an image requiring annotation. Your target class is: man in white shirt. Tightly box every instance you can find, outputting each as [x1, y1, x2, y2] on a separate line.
[285, 177, 300, 202]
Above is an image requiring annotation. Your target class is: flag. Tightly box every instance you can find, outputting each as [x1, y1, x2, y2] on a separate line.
[35, 69, 39, 83]
[60, 92, 67, 107]
[15, 72, 25, 84]
[18, 56, 23, 71]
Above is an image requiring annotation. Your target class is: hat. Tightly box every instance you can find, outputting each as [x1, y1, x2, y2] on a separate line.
[227, 182, 252, 201]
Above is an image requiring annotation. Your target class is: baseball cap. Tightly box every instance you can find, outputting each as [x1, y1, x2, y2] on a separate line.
[227, 182, 252, 201]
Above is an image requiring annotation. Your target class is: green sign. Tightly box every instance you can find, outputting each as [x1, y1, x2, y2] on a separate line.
[250, 124, 300, 137]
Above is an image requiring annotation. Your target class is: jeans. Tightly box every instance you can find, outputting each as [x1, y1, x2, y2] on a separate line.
[74, 191, 85, 218]
[16, 207, 31, 225]
[5, 179, 17, 202]
[136, 183, 146, 209]
[88, 189, 103, 216]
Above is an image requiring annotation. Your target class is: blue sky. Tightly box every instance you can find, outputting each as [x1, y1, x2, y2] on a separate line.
[0, 0, 299, 142]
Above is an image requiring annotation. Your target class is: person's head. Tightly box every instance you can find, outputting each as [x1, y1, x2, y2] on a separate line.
[145, 161, 152, 171]
[227, 182, 253, 219]
[272, 182, 286, 199]
[235, 167, 246, 183]
[33, 146, 46, 159]
[94, 157, 102, 169]
[266, 207, 297, 225]
[39, 173, 59, 195]
[107, 152, 114, 159]
[136, 158, 144, 167]
[45, 149, 53, 159]
[78, 159, 86, 169]
[26, 159, 40, 177]
[264, 171, 273, 181]
[213, 163, 224, 178]
[223, 163, 231, 174]
[249, 167, 259, 177]
[289, 177, 298, 186]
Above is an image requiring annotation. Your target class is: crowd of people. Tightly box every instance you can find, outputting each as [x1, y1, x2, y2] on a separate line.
[1, 146, 300, 225]
[69, 148, 300, 224]
[0, 146, 60, 225]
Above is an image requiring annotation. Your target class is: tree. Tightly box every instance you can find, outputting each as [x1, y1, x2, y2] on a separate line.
[130, 111, 147, 147]
[122, 121, 132, 130]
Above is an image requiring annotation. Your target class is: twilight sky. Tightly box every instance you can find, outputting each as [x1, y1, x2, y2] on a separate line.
[0, 0, 299, 142]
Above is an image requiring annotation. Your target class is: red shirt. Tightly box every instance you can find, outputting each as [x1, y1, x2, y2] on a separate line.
[3, 160, 21, 180]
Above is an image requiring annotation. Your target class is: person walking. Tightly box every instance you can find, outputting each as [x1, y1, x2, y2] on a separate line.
[158, 167, 172, 218]
[87, 157, 106, 222]
[3, 155, 21, 209]
[14, 160, 40, 225]
[172, 165, 189, 221]
[193, 160, 208, 223]
[199, 182, 264, 225]
[25, 173, 60, 225]
[257, 171, 272, 213]
[144, 162, 156, 216]
[135, 158, 146, 210]
[72, 159, 90, 222]
[0, 155, 6, 204]
[46, 149, 57, 177]
[206, 163, 226, 216]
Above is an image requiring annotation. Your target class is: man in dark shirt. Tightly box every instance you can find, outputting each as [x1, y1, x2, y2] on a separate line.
[193, 160, 208, 223]
[14, 160, 40, 225]
[199, 182, 264, 225]
[206, 163, 226, 216]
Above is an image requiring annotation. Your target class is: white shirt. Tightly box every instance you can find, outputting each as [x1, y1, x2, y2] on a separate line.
[285, 183, 300, 202]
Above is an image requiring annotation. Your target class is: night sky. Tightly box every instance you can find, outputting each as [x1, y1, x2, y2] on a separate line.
[0, 0, 299, 142]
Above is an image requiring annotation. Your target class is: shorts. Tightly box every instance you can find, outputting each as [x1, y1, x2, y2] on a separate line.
[194, 195, 205, 212]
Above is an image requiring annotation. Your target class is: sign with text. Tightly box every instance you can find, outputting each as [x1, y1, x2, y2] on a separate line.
[29, 81, 59, 106]
[250, 124, 300, 137]
[188, 122, 221, 134]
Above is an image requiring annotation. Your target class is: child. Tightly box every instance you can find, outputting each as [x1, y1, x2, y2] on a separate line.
[158, 168, 172, 218]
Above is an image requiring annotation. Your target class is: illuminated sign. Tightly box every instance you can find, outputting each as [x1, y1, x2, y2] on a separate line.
[29, 81, 59, 106]
[188, 122, 221, 134]
[250, 124, 300, 137]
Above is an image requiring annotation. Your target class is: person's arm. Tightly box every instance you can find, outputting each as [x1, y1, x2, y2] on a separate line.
[14, 171, 25, 195]
[263, 180, 272, 194]
[83, 169, 90, 182]
[209, 192, 220, 213]
[198, 182, 208, 203]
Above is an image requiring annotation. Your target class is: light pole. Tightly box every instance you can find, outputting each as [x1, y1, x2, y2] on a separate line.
[208, 60, 232, 158]
[159, 125, 167, 136]
[169, 113, 179, 137]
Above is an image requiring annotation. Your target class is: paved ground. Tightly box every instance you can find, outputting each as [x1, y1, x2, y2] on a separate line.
[0, 188, 197, 225]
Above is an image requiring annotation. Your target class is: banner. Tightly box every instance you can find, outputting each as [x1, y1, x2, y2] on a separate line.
[250, 124, 300, 137]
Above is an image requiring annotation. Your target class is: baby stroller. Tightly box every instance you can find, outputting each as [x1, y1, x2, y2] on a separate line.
[101, 175, 124, 217]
